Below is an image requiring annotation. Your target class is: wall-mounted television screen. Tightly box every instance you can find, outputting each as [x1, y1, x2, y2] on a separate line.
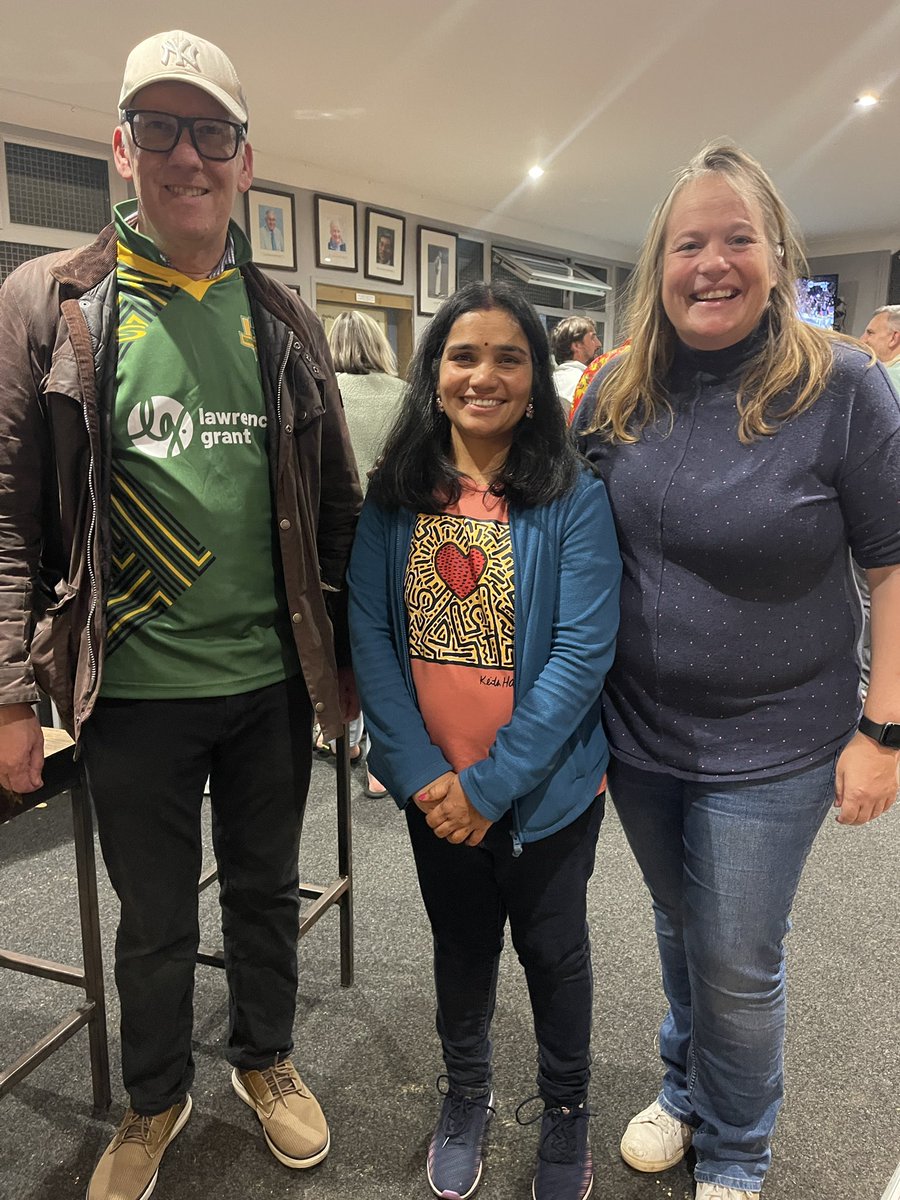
[796, 274, 839, 329]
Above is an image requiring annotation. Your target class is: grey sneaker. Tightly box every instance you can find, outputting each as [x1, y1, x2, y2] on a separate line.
[87, 1096, 191, 1200]
[517, 1098, 593, 1200]
[427, 1078, 495, 1199]
[620, 1099, 692, 1172]
[232, 1059, 329, 1168]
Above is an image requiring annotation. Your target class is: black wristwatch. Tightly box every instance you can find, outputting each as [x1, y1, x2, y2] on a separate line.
[858, 714, 900, 749]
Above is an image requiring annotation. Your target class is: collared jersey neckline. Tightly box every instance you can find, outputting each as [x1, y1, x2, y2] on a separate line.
[114, 198, 252, 278]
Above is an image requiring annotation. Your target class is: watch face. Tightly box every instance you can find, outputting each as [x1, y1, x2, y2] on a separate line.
[882, 723, 900, 749]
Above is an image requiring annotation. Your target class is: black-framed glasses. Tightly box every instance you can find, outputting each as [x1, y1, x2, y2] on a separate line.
[122, 110, 246, 161]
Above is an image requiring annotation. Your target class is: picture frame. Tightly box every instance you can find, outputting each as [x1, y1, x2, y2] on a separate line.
[315, 193, 358, 272]
[418, 226, 458, 315]
[245, 186, 296, 271]
[364, 208, 406, 284]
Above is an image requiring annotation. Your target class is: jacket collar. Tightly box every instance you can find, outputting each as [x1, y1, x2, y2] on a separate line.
[48, 223, 118, 295]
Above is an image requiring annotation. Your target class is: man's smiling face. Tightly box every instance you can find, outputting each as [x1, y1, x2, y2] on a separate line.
[113, 80, 252, 270]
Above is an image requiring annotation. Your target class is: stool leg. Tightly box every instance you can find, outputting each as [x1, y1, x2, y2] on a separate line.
[71, 778, 112, 1113]
[334, 732, 354, 987]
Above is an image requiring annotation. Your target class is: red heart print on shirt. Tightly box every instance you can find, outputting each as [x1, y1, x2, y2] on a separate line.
[435, 542, 487, 601]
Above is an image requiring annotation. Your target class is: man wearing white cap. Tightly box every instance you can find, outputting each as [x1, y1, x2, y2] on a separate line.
[0, 29, 361, 1200]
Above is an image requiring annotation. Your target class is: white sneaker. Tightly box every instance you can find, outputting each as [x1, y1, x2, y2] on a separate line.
[695, 1186, 757, 1199]
[619, 1099, 692, 1172]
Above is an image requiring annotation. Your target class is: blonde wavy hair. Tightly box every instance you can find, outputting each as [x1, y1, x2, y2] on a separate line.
[588, 140, 842, 444]
[328, 309, 398, 376]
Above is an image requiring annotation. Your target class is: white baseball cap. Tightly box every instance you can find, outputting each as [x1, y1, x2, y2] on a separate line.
[119, 30, 248, 126]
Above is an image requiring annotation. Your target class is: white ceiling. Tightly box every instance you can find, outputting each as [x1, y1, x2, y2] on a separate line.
[2, 0, 899, 260]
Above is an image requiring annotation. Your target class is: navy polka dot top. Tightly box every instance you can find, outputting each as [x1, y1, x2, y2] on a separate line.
[574, 332, 900, 781]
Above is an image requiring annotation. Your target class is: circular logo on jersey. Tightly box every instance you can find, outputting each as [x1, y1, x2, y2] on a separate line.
[126, 396, 194, 458]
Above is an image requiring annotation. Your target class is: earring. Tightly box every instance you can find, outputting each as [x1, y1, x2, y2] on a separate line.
[435, 394, 444, 414]
[525, 400, 534, 419]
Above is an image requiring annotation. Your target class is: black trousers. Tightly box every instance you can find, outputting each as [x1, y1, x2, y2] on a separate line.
[405, 794, 604, 1108]
[81, 676, 312, 1115]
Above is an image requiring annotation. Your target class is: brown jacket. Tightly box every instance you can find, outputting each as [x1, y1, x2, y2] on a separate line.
[0, 223, 362, 740]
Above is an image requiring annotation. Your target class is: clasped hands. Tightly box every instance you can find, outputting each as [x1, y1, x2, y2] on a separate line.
[414, 770, 493, 847]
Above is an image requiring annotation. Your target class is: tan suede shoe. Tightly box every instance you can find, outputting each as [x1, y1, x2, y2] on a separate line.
[232, 1060, 329, 1168]
[87, 1096, 191, 1200]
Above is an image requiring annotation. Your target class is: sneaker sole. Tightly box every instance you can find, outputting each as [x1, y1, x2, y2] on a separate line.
[86, 1096, 192, 1200]
[427, 1160, 483, 1200]
[426, 1093, 494, 1200]
[532, 1170, 593, 1200]
[619, 1137, 689, 1173]
[231, 1068, 330, 1169]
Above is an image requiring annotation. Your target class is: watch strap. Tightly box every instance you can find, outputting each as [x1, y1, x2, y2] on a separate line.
[858, 714, 900, 749]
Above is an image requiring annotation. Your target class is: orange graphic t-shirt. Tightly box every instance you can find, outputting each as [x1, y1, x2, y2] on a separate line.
[406, 484, 514, 773]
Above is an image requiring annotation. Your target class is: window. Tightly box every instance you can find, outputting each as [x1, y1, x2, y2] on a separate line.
[457, 237, 485, 287]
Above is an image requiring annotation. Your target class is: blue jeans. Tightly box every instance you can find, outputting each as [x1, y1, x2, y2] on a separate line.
[608, 754, 837, 1192]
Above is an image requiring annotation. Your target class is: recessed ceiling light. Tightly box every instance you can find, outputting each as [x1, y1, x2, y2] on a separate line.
[292, 107, 365, 121]
[855, 93, 879, 107]
[528, 165, 545, 180]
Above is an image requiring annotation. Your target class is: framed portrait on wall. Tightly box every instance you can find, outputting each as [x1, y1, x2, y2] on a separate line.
[315, 194, 358, 272]
[364, 208, 405, 284]
[245, 186, 296, 271]
[417, 226, 457, 315]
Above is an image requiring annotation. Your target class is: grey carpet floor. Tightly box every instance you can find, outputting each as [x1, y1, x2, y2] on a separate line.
[1, 754, 898, 1200]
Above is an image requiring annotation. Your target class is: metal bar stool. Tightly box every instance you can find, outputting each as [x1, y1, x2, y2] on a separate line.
[195, 730, 354, 986]
[0, 728, 111, 1113]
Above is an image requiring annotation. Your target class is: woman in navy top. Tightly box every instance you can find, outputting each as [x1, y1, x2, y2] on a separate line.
[574, 141, 900, 1199]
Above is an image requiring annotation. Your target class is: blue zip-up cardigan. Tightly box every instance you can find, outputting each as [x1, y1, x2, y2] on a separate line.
[348, 467, 621, 849]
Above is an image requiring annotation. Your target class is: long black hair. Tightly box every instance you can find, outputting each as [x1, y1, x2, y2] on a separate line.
[368, 282, 580, 512]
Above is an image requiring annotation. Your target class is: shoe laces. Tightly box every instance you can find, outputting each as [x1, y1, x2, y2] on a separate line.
[436, 1075, 494, 1144]
[259, 1059, 304, 1106]
[515, 1094, 590, 1165]
[112, 1109, 156, 1151]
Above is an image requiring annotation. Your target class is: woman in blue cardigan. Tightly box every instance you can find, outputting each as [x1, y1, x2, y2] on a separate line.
[348, 282, 620, 1200]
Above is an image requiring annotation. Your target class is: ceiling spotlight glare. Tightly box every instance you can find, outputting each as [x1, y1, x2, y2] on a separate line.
[855, 93, 879, 107]
[528, 165, 545, 180]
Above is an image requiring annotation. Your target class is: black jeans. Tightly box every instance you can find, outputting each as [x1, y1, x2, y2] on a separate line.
[405, 795, 604, 1108]
[81, 676, 312, 1115]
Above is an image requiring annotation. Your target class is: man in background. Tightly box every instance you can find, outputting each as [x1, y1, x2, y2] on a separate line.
[550, 316, 600, 409]
[854, 303, 900, 692]
[0, 28, 361, 1200]
[861, 304, 900, 393]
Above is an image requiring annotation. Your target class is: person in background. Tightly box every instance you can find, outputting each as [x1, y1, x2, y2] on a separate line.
[348, 281, 620, 1200]
[851, 303, 900, 691]
[323, 309, 407, 797]
[574, 141, 900, 1199]
[0, 29, 361, 1200]
[861, 303, 900, 393]
[550, 316, 600, 410]
[568, 339, 632, 424]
